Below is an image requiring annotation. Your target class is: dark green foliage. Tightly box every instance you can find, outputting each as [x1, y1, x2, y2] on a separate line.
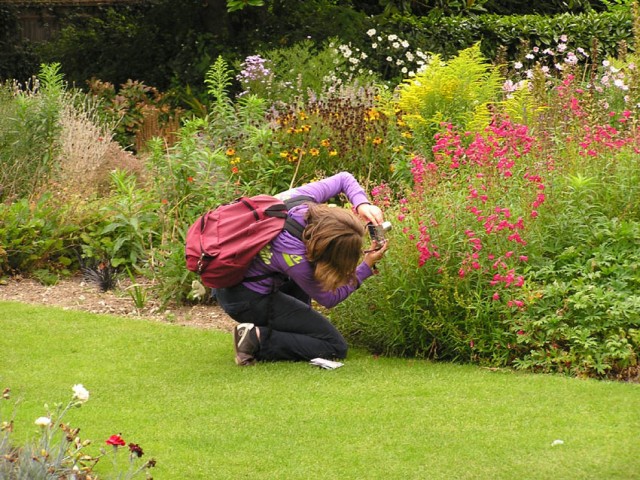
[0, 195, 78, 280]
[0, 7, 39, 82]
[514, 218, 640, 378]
[483, 0, 604, 15]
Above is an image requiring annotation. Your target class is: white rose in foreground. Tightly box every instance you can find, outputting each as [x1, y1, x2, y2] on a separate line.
[72, 384, 90, 402]
[35, 416, 51, 427]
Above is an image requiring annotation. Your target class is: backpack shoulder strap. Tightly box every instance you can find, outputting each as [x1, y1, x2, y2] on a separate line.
[282, 195, 313, 240]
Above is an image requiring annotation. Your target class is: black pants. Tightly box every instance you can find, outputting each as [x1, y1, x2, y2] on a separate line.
[216, 281, 348, 362]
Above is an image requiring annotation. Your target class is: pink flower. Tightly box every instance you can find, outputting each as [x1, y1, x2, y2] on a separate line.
[492, 292, 500, 301]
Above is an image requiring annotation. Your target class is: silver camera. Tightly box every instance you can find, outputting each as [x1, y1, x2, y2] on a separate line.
[367, 221, 392, 245]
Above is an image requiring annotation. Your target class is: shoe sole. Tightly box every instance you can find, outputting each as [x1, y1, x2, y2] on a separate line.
[234, 323, 256, 366]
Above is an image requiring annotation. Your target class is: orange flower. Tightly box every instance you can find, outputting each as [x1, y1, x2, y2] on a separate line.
[226, 148, 236, 156]
[231, 166, 239, 174]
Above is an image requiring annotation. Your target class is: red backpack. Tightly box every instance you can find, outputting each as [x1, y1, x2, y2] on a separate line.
[185, 195, 311, 288]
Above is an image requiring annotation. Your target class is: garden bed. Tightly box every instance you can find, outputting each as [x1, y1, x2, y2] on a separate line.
[0, 274, 234, 332]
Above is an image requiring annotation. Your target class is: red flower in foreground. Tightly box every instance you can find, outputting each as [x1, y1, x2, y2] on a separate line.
[106, 434, 126, 447]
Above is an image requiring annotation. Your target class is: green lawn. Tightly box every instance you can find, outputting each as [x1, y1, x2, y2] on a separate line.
[1, 301, 638, 479]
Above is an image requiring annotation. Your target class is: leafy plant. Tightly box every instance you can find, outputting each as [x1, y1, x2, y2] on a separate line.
[125, 267, 148, 311]
[0, 194, 77, 280]
[81, 170, 159, 271]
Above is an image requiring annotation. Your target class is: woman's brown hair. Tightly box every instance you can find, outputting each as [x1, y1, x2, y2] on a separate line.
[303, 203, 365, 291]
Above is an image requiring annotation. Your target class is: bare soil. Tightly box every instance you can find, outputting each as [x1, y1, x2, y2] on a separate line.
[0, 274, 235, 332]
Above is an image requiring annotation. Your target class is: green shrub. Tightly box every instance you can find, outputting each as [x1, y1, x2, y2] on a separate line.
[514, 217, 640, 378]
[395, 43, 503, 150]
[80, 171, 159, 272]
[0, 64, 64, 200]
[0, 195, 78, 281]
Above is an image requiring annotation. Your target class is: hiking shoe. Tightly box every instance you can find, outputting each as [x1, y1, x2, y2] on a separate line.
[233, 323, 260, 366]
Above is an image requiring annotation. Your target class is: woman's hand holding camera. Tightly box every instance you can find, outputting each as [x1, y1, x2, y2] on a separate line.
[356, 203, 384, 225]
[364, 239, 388, 270]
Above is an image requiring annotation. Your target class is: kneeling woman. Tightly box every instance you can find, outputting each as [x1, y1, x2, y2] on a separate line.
[215, 172, 388, 365]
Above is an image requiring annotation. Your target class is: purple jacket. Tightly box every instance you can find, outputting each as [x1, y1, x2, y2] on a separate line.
[242, 172, 374, 308]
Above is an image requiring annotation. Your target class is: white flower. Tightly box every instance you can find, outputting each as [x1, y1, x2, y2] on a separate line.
[514, 62, 523, 70]
[614, 79, 629, 90]
[386, 56, 393, 62]
[560, 34, 568, 42]
[551, 439, 564, 446]
[371, 43, 378, 49]
[35, 416, 51, 427]
[72, 384, 90, 402]
[525, 53, 535, 60]
[401, 67, 408, 73]
[366, 28, 376, 37]
[388, 34, 398, 41]
[360, 52, 368, 60]
[503, 80, 517, 92]
[392, 42, 400, 49]
[401, 40, 409, 48]
[557, 43, 567, 52]
[565, 53, 578, 65]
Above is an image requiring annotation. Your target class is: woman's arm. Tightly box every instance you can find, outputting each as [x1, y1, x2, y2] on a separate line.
[277, 172, 370, 208]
